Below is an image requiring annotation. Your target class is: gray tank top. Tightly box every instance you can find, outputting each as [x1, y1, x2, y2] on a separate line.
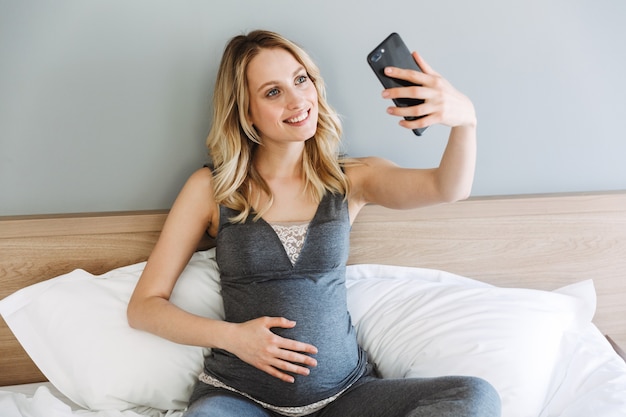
[202, 192, 368, 408]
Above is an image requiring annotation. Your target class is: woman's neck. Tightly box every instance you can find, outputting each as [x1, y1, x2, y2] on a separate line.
[253, 142, 305, 182]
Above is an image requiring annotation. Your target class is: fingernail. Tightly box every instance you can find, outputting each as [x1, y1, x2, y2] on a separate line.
[382, 90, 389, 98]
[385, 67, 393, 75]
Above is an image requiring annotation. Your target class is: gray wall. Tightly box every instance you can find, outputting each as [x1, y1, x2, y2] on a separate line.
[1, 0, 625, 215]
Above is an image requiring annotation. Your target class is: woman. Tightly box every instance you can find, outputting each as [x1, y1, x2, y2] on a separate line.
[127, 30, 501, 417]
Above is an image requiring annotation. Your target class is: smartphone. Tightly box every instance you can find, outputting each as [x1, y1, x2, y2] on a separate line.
[367, 32, 427, 136]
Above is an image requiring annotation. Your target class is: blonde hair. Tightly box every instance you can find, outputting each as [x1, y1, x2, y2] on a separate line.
[207, 30, 350, 223]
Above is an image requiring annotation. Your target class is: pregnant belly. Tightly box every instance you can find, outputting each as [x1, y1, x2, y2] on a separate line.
[203, 276, 367, 407]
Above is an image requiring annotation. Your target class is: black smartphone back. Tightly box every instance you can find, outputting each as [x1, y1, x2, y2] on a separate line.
[367, 32, 427, 136]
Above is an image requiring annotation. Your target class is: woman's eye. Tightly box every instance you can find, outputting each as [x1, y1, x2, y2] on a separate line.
[266, 88, 279, 97]
[296, 75, 308, 84]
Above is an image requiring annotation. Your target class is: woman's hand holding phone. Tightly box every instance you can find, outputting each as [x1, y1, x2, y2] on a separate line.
[381, 51, 476, 132]
[368, 33, 476, 135]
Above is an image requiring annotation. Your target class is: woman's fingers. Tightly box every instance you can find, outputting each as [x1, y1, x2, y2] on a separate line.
[229, 316, 319, 383]
[411, 51, 438, 75]
[262, 363, 298, 383]
[382, 58, 475, 128]
[260, 344, 317, 383]
[266, 319, 318, 378]
[384, 65, 429, 87]
[278, 343, 318, 367]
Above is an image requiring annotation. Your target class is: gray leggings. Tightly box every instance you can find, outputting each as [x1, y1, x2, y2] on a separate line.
[183, 372, 501, 417]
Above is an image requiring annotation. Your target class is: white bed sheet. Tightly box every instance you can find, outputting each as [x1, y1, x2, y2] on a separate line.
[0, 382, 183, 417]
[1, 322, 624, 417]
[539, 323, 626, 417]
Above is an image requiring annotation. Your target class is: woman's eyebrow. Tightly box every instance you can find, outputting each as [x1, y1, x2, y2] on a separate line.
[256, 66, 306, 93]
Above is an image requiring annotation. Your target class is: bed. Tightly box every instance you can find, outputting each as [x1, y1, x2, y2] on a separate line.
[1, 191, 625, 417]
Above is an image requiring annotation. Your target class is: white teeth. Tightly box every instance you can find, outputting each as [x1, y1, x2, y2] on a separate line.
[286, 111, 308, 124]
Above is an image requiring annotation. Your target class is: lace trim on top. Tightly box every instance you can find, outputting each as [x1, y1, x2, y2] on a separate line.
[270, 221, 309, 265]
[198, 372, 347, 417]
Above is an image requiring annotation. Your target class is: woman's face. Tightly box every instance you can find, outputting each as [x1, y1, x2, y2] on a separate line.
[246, 48, 319, 145]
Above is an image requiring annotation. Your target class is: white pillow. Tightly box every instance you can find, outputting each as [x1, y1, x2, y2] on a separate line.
[344, 264, 596, 417]
[0, 248, 224, 412]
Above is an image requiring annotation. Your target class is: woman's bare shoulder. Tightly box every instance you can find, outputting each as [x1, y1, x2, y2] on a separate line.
[167, 167, 219, 232]
[187, 166, 214, 185]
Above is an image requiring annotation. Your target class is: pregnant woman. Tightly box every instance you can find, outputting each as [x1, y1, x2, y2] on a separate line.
[127, 29, 501, 417]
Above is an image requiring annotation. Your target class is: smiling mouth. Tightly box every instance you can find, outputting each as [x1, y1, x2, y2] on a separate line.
[284, 110, 310, 124]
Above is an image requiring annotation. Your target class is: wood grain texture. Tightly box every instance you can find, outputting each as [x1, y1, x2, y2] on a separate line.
[348, 192, 626, 349]
[1, 191, 624, 386]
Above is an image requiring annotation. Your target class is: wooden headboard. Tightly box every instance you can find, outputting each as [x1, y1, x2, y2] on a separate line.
[1, 191, 625, 386]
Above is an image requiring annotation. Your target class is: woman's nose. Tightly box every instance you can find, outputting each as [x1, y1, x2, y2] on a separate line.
[285, 87, 306, 109]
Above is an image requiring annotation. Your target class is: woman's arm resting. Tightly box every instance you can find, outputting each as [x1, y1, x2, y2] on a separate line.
[126, 168, 317, 382]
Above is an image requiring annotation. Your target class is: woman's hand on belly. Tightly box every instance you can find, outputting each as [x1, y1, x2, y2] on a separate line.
[221, 316, 318, 383]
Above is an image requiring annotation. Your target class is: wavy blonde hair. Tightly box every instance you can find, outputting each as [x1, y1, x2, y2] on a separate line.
[207, 30, 350, 223]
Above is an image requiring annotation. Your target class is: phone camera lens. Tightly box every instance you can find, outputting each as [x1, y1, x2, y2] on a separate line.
[371, 52, 382, 63]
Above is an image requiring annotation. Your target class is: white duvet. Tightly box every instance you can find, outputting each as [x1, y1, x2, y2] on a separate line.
[1, 257, 625, 417]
